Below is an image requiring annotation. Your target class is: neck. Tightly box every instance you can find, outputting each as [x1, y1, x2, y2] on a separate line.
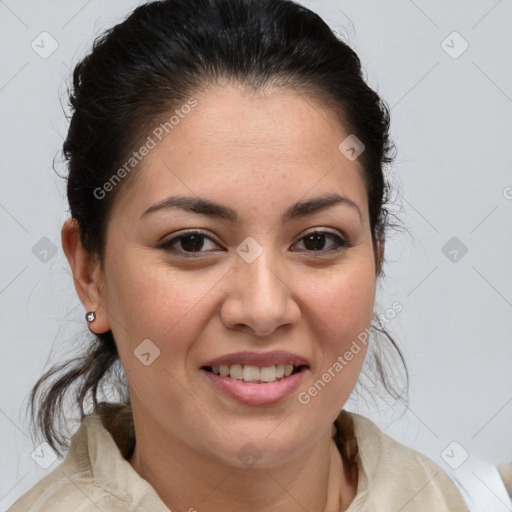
[128, 405, 357, 512]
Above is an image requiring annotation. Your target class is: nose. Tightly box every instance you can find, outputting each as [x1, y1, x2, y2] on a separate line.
[219, 249, 301, 337]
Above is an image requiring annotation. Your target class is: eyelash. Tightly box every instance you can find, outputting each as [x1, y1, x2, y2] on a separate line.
[158, 229, 350, 257]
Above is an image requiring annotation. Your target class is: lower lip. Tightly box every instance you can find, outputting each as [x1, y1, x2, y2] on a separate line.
[201, 369, 307, 406]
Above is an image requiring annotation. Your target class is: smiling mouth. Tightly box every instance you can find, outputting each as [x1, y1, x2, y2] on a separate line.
[201, 364, 308, 383]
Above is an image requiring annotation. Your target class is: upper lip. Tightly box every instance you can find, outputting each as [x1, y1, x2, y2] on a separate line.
[201, 350, 309, 368]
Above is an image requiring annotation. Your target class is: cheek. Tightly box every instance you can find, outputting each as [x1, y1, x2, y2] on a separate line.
[103, 252, 219, 368]
[297, 257, 375, 403]
[304, 257, 376, 341]
[103, 259, 224, 420]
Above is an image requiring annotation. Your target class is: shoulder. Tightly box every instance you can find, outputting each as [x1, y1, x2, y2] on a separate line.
[9, 415, 123, 511]
[8, 471, 130, 512]
[348, 412, 469, 511]
[8, 409, 167, 512]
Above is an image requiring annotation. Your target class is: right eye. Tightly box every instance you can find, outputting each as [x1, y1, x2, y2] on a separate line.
[158, 230, 223, 256]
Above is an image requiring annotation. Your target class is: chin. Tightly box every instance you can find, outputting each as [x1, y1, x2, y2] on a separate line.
[203, 423, 315, 470]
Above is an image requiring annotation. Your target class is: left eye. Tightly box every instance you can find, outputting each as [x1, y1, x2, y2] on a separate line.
[292, 231, 348, 252]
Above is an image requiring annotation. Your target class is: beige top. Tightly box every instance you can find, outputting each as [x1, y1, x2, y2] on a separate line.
[10, 405, 469, 511]
[498, 462, 512, 498]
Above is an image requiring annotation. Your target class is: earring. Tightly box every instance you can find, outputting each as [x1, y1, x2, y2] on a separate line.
[86, 311, 96, 323]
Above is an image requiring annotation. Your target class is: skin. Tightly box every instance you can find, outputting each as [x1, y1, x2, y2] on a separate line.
[62, 83, 383, 512]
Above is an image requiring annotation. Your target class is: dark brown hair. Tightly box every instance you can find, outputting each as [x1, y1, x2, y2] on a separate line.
[30, 0, 408, 468]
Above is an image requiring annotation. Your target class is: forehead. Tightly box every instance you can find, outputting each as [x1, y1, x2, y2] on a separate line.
[112, 84, 369, 221]
[170, 84, 352, 169]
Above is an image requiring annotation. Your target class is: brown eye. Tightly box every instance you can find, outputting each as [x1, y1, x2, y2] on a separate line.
[293, 230, 348, 253]
[179, 234, 205, 252]
[159, 231, 222, 255]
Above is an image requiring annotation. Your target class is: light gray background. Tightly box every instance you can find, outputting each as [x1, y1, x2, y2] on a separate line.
[1, 0, 511, 509]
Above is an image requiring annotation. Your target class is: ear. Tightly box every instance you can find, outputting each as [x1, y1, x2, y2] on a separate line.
[61, 218, 111, 334]
[374, 238, 385, 276]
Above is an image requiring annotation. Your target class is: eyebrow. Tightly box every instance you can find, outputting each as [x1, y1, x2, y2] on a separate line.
[141, 192, 361, 222]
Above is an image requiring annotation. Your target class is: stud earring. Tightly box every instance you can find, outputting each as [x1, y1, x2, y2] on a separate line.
[85, 311, 96, 323]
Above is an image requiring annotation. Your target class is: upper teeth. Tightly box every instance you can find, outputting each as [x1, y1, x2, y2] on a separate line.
[210, 364, 295, 382]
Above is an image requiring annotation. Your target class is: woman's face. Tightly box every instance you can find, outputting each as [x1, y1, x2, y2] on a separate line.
[95, 84, 379, 467]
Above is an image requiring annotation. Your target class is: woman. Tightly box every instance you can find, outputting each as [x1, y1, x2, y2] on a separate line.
[11, 0, 469, 510]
